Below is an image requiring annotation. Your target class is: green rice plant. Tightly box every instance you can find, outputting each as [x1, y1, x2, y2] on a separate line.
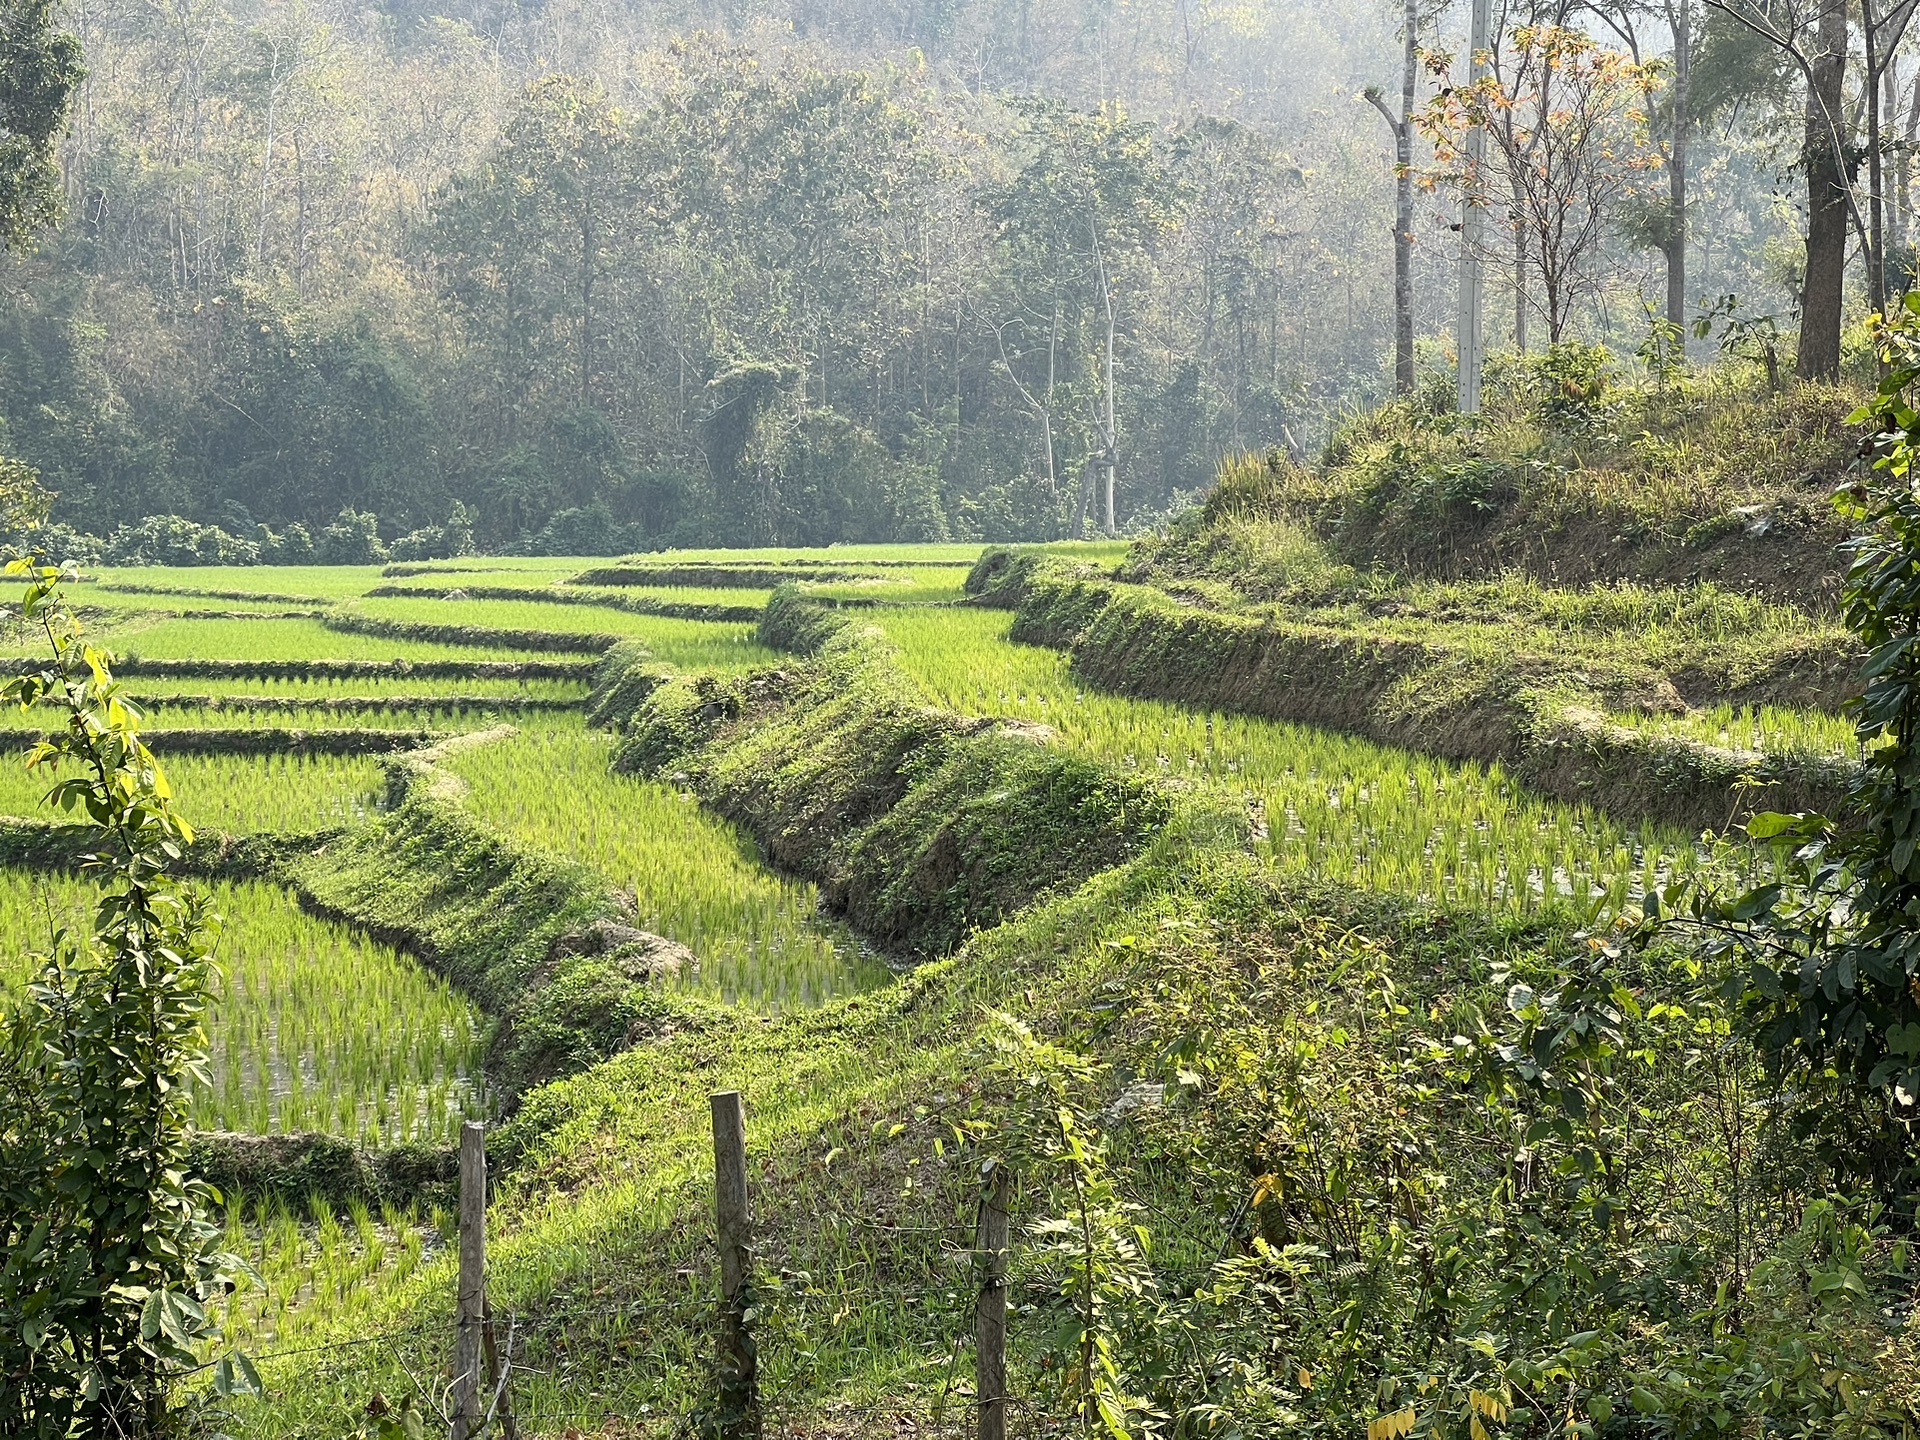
[442, 718, 887, 1007]
[1604, 702, 1859, 759]
[68, 584, 328, 614]
[0, 874, 483, 1144]
[383, 557, 599, 582]
[798, 567, 974, 604]
[874, 606, 1722, 921]
[378, 577, 775, 609]
[213, 1194, 439, 1354]
[350, 597, 776, 662]
[87, 565, 391, 599]
[622, 543, 989, 565]
[123, 674, 590, 702]
[0, 699, 541, 731]
[0, 615, 562, 663]
[0, 747, 384, 831]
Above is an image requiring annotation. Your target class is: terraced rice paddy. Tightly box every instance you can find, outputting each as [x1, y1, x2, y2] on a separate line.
[797, 567, 972, 604]
[216, 1193, 444, 1353]
[0, 874, 482, 1143]
[14, 540, 1749, 1160]
[0, 614, 582, 663]
[0, 748, 385, 831]
[353, 594, 767, 640]
[125, 674, 589, 701]
[873, 606, 1722, 920]
[443, 717, 882, 1007]
[378, 577, 776, 609]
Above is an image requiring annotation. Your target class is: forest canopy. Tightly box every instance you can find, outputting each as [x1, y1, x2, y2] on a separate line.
[0, 0, 1869, 551]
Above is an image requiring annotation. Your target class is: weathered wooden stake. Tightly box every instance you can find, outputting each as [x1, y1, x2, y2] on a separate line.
[449, 1121, 487, 1440]
[481, 1300, 518, 1440]
[712, 1090, 759, 1440]
[975, 1163, 1012, 1440]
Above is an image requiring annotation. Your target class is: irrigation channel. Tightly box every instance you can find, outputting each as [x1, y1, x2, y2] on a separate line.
[3, 550, 1807, 1151]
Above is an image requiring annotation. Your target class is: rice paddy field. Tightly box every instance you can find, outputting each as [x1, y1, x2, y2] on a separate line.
[3, 536, 1870, 1439]
[0, 539, 1836, 1163]
[0, 614, 593, 662]
[1606, 700, 1860, 758]
[0, 550, 971, 1153]
[0, 749, 386, 831]
[442, 717, 882, 1007]
[351, 594, 770, 644]
[0, 873, 482, 1142]
[872, 605, 1732, 920]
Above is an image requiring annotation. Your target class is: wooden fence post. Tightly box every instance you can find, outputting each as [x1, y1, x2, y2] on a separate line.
[976, 1162, 1012, 1440]
[712, 1090, 759, 1440]
[449, 1121, 487, 1440]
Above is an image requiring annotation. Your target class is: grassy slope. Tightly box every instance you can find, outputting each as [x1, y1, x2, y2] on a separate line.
[966, 372, 1872, 835]
[1299, 370, 1861, 605]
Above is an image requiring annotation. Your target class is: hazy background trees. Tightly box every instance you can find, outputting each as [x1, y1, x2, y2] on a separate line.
[0, 0, 1901, 549]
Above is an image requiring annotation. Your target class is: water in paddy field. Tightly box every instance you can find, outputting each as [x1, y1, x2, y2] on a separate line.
[443, 718, 891, 1009]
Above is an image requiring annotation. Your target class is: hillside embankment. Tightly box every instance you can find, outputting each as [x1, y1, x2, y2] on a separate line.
[1256, 367, 1862, 605]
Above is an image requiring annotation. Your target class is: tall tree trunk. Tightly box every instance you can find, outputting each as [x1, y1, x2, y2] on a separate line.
[1798, 0, 1851, 381]
[1666, 0, 1691, 331]
[1903, 68, 1920, 286]
[1092, 223, 1119, 538]
[1394, 0, 1417, 391]
[1866, 0, 1890, 320]
[1513, 224, 1529, 354]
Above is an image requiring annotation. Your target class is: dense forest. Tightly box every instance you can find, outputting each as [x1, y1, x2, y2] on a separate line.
[0, 0, 1835, 553]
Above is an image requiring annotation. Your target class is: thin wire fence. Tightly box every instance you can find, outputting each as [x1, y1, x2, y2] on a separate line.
[215, 1104, 1070, 1440]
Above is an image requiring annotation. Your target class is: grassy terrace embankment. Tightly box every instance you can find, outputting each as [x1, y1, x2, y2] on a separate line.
[970, 522, 1858, 834]
[1287, 366, 1861, 604]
